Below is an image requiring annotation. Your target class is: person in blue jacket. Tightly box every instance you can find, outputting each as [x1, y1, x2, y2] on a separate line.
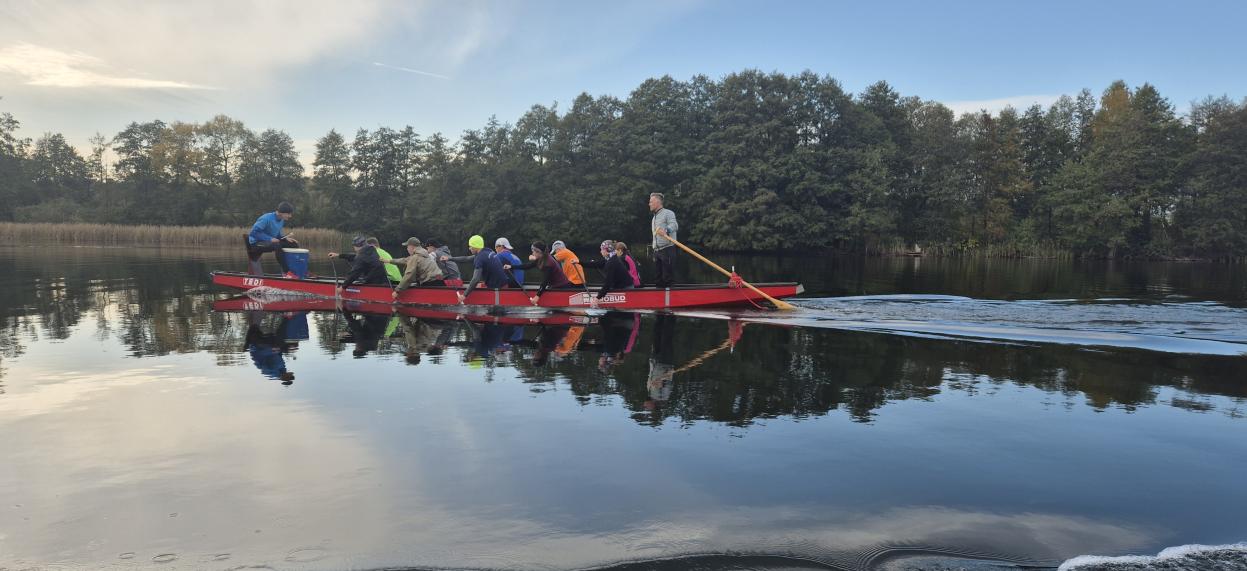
[445, 235, 511, 304]
[493, 237, 524, 286]
[246, 201, 299, 277]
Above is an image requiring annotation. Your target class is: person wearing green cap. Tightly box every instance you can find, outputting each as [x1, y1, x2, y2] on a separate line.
[453, 234, 509, 304]
[386, 237, 444, 299]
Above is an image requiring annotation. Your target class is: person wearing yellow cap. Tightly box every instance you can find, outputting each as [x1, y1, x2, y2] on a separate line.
[450, 234, 510, 304]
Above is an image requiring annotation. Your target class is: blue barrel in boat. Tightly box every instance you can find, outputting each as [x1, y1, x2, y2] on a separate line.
[282, 248, 310, 278]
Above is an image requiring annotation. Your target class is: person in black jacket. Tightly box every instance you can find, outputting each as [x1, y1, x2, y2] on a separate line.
[596, 241, 635, 301]
[328, 235, 389, 294]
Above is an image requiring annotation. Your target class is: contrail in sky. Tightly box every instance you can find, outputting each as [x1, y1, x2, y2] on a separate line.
[372, 62, 450, 79]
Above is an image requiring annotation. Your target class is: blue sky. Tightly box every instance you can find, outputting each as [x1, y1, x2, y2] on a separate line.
[1, 0, 1244, 163]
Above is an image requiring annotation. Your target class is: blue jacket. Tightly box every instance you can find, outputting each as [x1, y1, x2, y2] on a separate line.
[497, 250, 524, 285]
[248, 212, 284, 245]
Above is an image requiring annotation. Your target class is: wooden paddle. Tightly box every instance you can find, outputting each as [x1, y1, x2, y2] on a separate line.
[654, 230, 796, 310]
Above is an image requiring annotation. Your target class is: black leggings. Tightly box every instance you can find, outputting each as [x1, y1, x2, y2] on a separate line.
[247, 238, 296, 273]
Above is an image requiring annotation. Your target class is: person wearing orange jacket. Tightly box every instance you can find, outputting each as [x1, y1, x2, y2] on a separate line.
[550, 240, 585, 286]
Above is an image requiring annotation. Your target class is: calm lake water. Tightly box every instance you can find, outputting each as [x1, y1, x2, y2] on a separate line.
[2, 245, 1245, 570]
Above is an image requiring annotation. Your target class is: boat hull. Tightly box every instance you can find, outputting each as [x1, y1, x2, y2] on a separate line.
[210, 271, 803, 310]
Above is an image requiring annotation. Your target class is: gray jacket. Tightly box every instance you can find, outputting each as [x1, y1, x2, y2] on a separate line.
[651, 208, 678, 250]
[431, 245, 461, 280]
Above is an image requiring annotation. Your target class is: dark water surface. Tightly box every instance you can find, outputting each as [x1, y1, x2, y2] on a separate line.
[2, 246, 1245, 570]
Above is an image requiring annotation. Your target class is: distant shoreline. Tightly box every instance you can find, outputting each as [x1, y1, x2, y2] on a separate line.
[0, 222, 347, 250]
[2, 223, 1238, 263]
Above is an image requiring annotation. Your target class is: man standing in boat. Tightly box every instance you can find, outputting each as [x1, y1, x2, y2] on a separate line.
[650, 192, 678, 287]
[246, 201, 299, 277]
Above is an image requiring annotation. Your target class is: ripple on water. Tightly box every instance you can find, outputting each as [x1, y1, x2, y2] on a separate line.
[151, 552, 178, 563]
[284, 547, 329, 563]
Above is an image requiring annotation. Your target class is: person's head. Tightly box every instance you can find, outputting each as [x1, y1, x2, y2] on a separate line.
[648, 192, 664, 213]
[365, 237, 380, 247]
[351, 235, 367, 251]
[467, 234, 485, 253]
[551, 240, 566, 253]
[530, 241, 548, 267]
[276, 201, 294, 221]
[405, 350, 422, 365]
[615, 241, 629, 256]
[280, 371, 295, 385]
[425, 239, 442, 253]
[600, 239, 615, 257]
[403, 237, 422, 254]
[494, 237, 513, 253]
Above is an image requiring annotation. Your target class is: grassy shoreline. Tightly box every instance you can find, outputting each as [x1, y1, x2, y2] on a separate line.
[0, 222, 348, 250]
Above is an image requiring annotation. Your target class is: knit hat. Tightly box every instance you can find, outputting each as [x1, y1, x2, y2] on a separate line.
[468, 235, 485, 249]
[495, 237, 513, 250]
[277, 201, 294, 214]
[551, 240, 566, 253]
[352, 235, 367, 247]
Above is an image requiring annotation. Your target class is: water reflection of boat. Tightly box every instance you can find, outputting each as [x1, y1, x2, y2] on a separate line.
[211, 296, 600, 326]
[211, 271, 803, 309]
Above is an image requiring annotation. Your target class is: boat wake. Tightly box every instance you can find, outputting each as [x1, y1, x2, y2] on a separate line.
[733, 295, 1247, 356]
[1058, 542, 1247, 570]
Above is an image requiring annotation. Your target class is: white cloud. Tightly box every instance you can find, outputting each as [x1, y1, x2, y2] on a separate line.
[0, 43, 210, 89]
[942, 94, 1064, 116]
[0, 0, 436, 90]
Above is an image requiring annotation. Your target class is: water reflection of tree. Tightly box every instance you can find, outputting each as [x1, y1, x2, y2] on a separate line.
[0, 248, 246, 367]
[509, 315, 1247, 426]
[5, 246, 1245, 426]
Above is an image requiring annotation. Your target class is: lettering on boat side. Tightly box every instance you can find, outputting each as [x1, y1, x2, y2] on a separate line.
[244, 301, 263, 311]
[570, 292, 625, 305]
[243, 277, 264, 287]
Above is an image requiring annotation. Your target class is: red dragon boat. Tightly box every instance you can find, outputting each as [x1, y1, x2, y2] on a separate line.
[210, 271, 803, 310]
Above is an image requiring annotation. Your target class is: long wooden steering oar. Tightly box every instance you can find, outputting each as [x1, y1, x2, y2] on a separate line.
[654, 231, 795, 310]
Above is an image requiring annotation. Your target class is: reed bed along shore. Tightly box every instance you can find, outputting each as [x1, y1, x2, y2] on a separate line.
[0, 222, 348, 250]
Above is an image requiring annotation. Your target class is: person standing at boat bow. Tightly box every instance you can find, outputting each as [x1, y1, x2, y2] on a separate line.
[246, 201, 299, 277]
[650, 193, 678, 287]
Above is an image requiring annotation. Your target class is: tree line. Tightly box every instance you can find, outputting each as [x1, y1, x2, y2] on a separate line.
[2, 71, 1245, 258]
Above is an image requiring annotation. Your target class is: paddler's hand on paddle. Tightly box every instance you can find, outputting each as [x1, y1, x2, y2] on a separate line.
[456, 291, 466, 305]
[270, 237, 281, 244]
[589, 296, 599, 309]
[327, 252, 338, 259]
[392, 290, 400, 300]
[503, 264, 512, 270]
[530, 295, 540, 306]
[655, 228, 668, 239]
[335, 286, 344, 296]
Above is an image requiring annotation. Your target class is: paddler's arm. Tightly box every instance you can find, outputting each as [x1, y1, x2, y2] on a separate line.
[458, 268, 484, 303]
[394, 264, 415, 293]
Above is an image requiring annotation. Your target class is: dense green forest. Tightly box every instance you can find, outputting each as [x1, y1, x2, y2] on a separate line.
[2, 71, 1245, 258]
